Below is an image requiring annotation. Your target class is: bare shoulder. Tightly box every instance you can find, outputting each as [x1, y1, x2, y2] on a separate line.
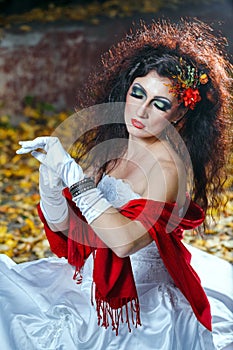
[144, 141, 187, 206]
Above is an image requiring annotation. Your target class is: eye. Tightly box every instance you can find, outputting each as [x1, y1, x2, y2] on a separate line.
[152, 99, 171, 112]
[130, 85, 146, 99]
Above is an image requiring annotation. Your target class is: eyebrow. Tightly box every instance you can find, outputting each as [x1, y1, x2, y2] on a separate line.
[133, 83, 172, 104]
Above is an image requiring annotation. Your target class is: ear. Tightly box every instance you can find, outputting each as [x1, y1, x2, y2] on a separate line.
[171, 106, 188, 127]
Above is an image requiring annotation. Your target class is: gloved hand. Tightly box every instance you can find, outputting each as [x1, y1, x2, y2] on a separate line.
[16, 136, 84, 187]
[16, 137, 112, 226]
[39, 164, 68, 225]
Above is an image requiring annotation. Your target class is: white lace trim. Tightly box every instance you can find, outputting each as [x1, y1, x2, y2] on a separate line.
[97, 174, 140, 208]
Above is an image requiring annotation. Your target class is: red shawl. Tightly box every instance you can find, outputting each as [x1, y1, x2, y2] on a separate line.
[37, 188, 212, 335]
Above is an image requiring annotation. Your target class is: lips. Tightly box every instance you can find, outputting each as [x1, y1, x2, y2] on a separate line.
[131, 118, 145, 129]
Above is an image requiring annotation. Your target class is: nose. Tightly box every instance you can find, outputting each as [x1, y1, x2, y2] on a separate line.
[136, 102, 148, 119]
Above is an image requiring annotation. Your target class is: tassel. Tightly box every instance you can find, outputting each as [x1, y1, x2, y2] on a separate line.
[94, 293, 141, 336]
[73, 268, 83, 284]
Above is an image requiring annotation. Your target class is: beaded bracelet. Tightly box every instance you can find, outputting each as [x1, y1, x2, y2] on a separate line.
[69, 177, 96, 197]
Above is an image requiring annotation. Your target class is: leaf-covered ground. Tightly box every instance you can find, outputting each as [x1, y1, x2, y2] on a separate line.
[0, 0, 232, 263]
[0, 102, 232, 263]
[0, 0, 224, 30]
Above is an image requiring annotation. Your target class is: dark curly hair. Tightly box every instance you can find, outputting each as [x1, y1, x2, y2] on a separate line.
[73, 18, 232, 219]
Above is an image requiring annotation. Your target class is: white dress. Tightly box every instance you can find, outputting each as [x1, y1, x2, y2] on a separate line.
[0, 175, 232, 350]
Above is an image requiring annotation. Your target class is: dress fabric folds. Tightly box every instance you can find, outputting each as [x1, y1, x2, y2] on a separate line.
[0, 175, 232, 350]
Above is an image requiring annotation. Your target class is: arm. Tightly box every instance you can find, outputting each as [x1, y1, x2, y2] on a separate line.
[16, 137, 84, 232]
[38, 164, 70, 232]
[88, 164, 181, 257]
[16, 137, 181, 257]
[91, 207, 152, 258]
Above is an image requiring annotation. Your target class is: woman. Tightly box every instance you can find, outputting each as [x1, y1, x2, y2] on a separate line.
[1, 19, 232, 349]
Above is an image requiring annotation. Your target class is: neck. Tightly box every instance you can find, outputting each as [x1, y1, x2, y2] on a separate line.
[125, 135, 160, 160]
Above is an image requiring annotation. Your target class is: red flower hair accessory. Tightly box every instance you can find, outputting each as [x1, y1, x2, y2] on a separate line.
[183, 88, 201, 110]
[167, 58, 208, 110]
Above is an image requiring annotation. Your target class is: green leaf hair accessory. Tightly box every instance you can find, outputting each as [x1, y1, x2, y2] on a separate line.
[167, 58, 209, 110]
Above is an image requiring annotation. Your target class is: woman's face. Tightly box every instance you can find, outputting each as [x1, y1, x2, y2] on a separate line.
[124, 70, 182, 145]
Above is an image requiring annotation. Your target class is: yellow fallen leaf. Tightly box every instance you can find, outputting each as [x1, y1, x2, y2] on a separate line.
[0, 206, 9, 214]
[23, 106, 40, 118]
[0, 226, 8, 238]
[0, 153, 8, 165]
[19, 25, 31, 32]
[11, 154, 22, 164]
[24, 218, 36, 231]
[5, 239, 17, 248]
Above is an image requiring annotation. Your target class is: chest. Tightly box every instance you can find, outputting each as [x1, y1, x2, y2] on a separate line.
[107, 158, 154, 196]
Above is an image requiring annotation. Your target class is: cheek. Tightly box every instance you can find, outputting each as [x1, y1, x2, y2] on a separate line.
[148, 111, 172, 131]
[149, 118, 167, 131]
[124, 97, 135, 118]
[151, 109, 175, 125]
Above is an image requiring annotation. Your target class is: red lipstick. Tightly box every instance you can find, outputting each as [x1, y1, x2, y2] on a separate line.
[131, 118, 145, 129]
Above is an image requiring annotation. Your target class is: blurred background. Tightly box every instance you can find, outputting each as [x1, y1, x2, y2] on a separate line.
[0, 0, 232, 118]
[0, 0, 232, 263]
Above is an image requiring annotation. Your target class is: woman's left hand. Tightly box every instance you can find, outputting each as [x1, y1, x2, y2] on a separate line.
[16, 136, 84, 187]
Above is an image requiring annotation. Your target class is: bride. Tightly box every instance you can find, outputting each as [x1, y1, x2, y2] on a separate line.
[0, 19, 232, 349]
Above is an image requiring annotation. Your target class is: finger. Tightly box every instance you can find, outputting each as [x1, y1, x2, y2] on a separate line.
[16, 147, 33, 154]
[16, 143, 44, 154]
[16, 136, 53, 154]
[18, 141, 45, 150]
[16, 145, 48, 154]
[18, 137, 51, 150]
[31, 150, 46, 163]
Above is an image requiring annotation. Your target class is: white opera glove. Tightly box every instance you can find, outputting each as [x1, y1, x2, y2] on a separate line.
[70, 180, 112, 224]
[16, 136, 84, 187]
[39, 164, 68, 225]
